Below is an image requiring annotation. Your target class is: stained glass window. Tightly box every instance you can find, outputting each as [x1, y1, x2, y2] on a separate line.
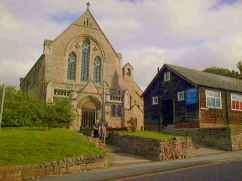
[111, 104, 122, 117]
[81, 39, 90, 81]
[67, 52, 76, 81]
[94, 56, 102, 83]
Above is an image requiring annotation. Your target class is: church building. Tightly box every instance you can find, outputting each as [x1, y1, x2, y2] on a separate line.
[20, 4, 144, 131]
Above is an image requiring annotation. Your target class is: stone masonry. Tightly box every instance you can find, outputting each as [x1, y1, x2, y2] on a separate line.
[110, 134, 193, 161]
[0, 156, 107, 181]
[20, 5, 144, 131]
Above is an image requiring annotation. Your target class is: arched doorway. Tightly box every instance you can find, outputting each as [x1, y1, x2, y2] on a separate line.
[79, 96, 101, 129]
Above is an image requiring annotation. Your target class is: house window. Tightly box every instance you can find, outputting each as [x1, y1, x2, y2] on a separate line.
[54, 89, 71, 97]
[164, 72, 171, 82]
[81, 39, 90, 81]
[111, 104, 122, 117]
[67, 52, 76, 81]
[152, 96, 159, 105]
[206, 90, 222, 109]
[177, 91, 185, 101]
[93, 56, 102, 83]
[231, 93, 242, 111]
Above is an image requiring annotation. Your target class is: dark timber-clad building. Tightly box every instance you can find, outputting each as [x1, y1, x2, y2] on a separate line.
[143, 64, 242, 130]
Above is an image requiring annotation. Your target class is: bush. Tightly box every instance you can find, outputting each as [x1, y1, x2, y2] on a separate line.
[0, 86, 75, 128]
[127, 117, 138, 132]
[46, 99, 75, 128]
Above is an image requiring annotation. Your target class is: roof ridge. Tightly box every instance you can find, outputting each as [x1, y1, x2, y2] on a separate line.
[166, 64, 242, 82]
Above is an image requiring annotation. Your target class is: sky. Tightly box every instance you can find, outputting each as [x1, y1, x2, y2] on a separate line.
[1, 0, 242, 90]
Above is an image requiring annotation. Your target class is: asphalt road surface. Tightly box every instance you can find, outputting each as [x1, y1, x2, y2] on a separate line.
[124, 161, 242, 181]
[38, 151, 242, 181]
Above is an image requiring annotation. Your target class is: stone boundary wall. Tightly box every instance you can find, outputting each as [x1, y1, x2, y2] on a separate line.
[110, 134, 193, 161]
[228, 127, 242, 151]
[172, 127, 242, 151]
[0, 156, 107, 181]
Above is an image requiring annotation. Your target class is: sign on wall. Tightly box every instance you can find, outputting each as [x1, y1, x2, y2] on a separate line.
[185, 88, 198, 105]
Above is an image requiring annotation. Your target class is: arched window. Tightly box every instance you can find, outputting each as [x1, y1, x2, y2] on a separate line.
[81, 39, 90, 81]
[94, 56, 102, 83]
[67, 52, 76, 81]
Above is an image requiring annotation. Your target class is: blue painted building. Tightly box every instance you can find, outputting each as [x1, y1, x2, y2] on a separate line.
[143, 64, 242, 130]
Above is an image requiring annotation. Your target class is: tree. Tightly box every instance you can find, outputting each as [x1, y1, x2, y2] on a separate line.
[46, 98, 75, 128]
[0, 86, 75, 128]
[203, 67, 237, 78]
[203, 61, 242, 80]
[236, 61, 242, 76]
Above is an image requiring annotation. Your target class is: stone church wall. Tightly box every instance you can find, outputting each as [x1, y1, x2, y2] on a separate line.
[20, 55, 46, 100]
[20, 7, 144, 131]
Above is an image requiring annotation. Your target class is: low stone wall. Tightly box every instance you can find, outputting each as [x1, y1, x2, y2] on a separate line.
[110, 134, 193, 161]
[171, 127, 242, 151]
[230, 127, 242, 151]
[0, 156, 107, 181]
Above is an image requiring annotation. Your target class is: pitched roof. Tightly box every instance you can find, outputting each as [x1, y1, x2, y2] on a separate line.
[165, 64, 242, 93]
[143, 64, 242, 96]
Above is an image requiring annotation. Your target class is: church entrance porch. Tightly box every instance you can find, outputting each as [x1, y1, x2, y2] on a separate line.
[78, 95, 102, 130]
[81, 109, 96, 128]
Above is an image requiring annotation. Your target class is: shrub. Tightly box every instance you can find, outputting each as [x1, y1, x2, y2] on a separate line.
[46, 99, 75, 128]
[0, 86, 74, 128]
[127, 117, 138, 132]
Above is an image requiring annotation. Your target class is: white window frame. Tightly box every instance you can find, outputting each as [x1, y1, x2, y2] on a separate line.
[164, 72, 171, 82]
[152, 96, 159, 105]
[54, 89, 71, 97]
[231, 93, 242, 111]
[177, 91, 185, 102]
[205, 89, 222, 109]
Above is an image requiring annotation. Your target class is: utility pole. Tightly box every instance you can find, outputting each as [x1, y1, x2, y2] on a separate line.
[0, 84, 6, 129]
[102, 80, 108, 123]
[102, 81, 106, 123]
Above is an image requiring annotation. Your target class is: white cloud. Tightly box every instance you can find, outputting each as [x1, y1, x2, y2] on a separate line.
[122, 47, 178, 90]
[1, 0, 242, 90]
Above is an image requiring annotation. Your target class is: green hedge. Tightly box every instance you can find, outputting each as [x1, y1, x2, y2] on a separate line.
[0, 86, 75, 128]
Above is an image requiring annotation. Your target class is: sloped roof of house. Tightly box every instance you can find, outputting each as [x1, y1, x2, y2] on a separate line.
[143, 64, 242, 96]
[165, 64, 242, 93]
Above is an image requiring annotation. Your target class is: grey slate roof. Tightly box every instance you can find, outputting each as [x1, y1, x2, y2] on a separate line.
[165, 64, 242, 93]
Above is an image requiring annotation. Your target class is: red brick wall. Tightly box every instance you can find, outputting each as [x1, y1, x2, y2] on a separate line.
[199, 87, 242, 128]
[175, 122, 199, 129]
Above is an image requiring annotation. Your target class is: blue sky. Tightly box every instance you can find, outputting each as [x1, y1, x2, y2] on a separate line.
[219, 0, 239, 5]
[1, 0, 242, 89]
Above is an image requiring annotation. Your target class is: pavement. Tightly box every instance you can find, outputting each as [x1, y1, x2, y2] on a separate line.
[107, 146, 151, 167]
[37, 150, 242, 181]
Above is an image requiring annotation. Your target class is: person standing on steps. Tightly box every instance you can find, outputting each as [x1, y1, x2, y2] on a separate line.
[98, 121, 108, 144]
[93, 121, 99, 138]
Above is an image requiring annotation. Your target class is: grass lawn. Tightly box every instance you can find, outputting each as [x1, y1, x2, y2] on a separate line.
[0, 128, 104, 166]
[118, 131, 176, 141]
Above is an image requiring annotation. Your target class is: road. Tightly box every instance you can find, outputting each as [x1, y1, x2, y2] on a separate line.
[123, 160, 242, 181]
[38, 150, 242, 181]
